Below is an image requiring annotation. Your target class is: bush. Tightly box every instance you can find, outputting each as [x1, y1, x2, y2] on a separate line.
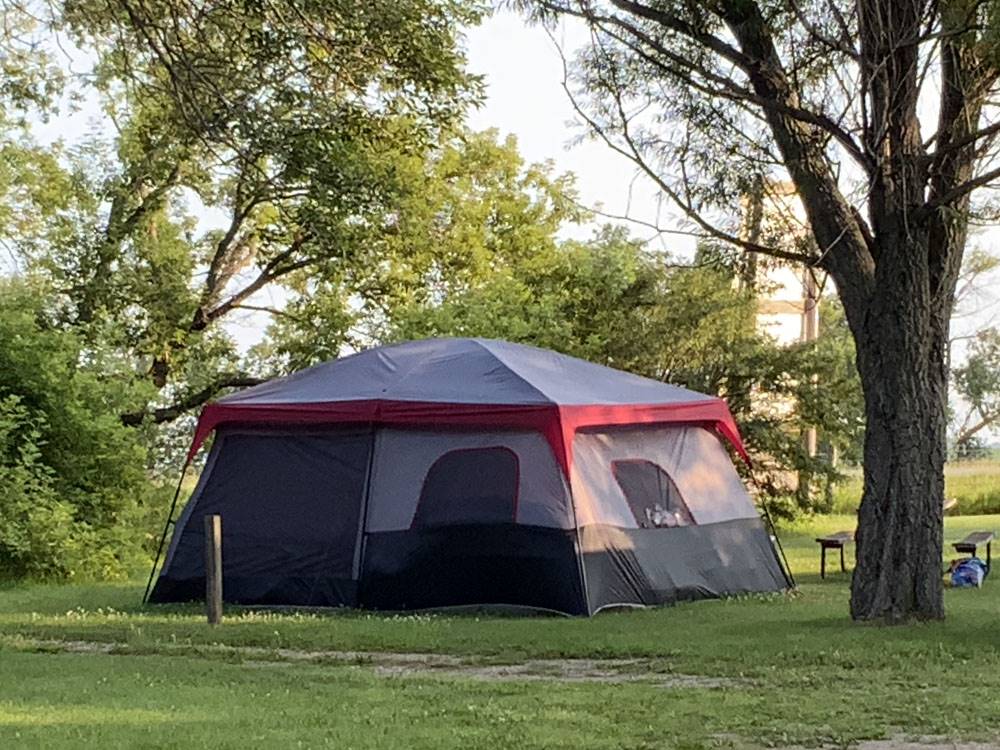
[0, 278, 156, 580]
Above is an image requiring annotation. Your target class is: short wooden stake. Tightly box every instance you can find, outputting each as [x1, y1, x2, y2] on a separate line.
[204, 514, 223, 625]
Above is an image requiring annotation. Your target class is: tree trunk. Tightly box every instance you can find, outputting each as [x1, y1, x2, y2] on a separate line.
[849, 234, 950, 622]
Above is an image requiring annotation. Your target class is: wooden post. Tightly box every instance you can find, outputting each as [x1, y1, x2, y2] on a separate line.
[204, 514, 223, 625]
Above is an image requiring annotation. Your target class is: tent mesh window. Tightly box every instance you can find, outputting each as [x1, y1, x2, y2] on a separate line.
[411, 447, 520, 528]
[611, 459, 695, 528]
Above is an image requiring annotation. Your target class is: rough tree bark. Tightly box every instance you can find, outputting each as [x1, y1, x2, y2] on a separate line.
[849, 232, 952, 621]
[724, 0, 960, 621]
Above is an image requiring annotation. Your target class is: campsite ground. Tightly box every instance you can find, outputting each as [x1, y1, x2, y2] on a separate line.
[2, 515, 1000, 749]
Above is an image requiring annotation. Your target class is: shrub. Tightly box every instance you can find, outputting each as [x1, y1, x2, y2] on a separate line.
[0, 278, 155, 580]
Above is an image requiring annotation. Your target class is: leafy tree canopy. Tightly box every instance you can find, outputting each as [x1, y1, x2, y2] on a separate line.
[1, 0, 485, 419]
[954, 328, 1000, 453]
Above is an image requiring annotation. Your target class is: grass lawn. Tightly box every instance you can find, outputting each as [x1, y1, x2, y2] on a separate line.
[832, 460, 1000, 515]
[2, 515, 1000, 749]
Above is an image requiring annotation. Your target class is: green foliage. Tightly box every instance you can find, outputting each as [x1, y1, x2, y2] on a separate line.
[387, 225, 664, 363]
[953, 327, 1000, 451]
[260, 129, 581, 367]
[0, 4, 65, 118]
[0, 393, 71, 579]
[0, 277, 160, 580]
[0, 0, 486, 433]
[749, 297, 865, 514]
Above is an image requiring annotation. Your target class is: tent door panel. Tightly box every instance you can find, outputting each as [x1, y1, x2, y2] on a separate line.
[150, 428, 371, 606]
[360, 525, 586, 614]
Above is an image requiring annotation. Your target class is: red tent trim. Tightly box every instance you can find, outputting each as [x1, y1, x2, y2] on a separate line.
[186, 398, 750, 474]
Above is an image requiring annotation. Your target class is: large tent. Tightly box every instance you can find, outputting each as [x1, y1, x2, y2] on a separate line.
[148, 337, 789, 615]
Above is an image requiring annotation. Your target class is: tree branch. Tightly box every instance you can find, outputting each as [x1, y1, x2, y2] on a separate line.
[551, 31, 816, 265]
[953, 408, 1000, 448]
[543, 0, 873, 172]
[927, 162, 1000, 209]
[120, 374, 265, 426]
[191, 232, 315, 331]
[714, 0, 875, 308]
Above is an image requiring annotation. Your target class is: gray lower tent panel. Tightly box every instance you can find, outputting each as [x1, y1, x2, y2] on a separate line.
[580, 518, 788, 612]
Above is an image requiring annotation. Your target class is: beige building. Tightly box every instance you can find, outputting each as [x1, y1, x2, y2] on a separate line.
[741, 180, 824, 458]
[741, 179, 822, 347]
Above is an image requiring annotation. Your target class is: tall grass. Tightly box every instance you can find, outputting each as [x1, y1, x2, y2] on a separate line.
[831, 459, 1000, 515]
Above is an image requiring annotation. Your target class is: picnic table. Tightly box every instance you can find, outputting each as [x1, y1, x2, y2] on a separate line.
[815, 531, 854, 579]
[952, 531, 994, 569]
[814, 498, 960, 580]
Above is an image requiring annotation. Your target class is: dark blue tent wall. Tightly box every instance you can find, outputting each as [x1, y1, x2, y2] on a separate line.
[150, 427, 372, 606]
[149, 425, 591, 613]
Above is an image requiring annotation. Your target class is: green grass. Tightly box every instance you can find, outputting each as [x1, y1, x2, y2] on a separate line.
[2, 515, 1000, 748]
[831, 459, 1000, 515]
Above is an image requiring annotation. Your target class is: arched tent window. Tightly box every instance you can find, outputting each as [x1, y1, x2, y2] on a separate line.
[411, 447, 519, 528]
[611, 459, 695, 528]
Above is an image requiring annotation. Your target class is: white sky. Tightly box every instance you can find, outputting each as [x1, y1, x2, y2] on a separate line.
[464, 10, 695, 253]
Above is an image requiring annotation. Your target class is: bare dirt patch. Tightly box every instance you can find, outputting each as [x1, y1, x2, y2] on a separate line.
[362, 655, 738, 688]
[764, 736, 1000, 750]
[857, 739, 999, 750]
[8, 636, 742, 688]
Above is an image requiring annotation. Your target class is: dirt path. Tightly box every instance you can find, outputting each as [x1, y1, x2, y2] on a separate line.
[777, 739, 1000, 750]
[8, 638, 996, 748]
[7, 636, 741, 688]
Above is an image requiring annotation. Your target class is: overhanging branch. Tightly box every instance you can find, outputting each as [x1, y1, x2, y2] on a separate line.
[120, 374, 265, 426]
[540, 0, 872, 173]
[927, 163, 1000, 209]
[550, 29, 816, 266]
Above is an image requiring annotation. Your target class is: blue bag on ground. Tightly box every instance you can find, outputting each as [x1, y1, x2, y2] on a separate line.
[951, 557, 988, 588]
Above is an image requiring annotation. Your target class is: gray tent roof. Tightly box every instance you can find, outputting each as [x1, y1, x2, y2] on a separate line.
[221, 337, 712, 407]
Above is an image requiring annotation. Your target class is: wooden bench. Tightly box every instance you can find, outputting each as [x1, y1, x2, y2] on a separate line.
[952, 531, 994, 569]
[815, 500, 964, 580]
[816, 531, 854, 579]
